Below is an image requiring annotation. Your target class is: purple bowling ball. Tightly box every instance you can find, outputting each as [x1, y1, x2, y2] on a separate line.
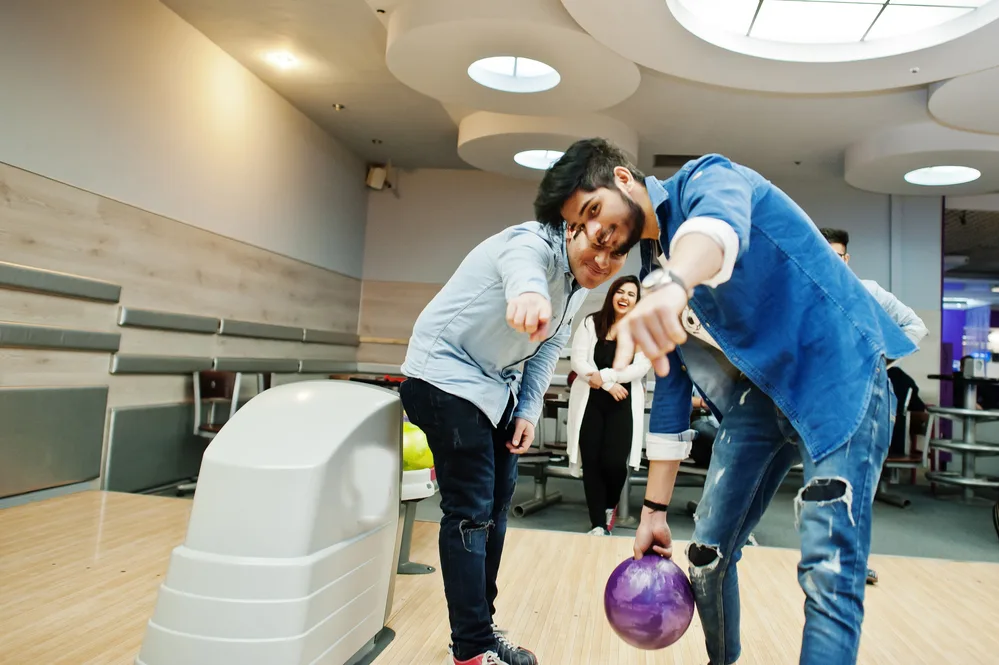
[604, 554, 695, 650]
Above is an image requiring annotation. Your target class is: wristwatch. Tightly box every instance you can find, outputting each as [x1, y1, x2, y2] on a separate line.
[641, 268, 691, 298]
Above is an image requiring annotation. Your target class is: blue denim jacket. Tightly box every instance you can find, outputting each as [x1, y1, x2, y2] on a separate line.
[401, 222, 588, 428]
[642, 155, 917, 462]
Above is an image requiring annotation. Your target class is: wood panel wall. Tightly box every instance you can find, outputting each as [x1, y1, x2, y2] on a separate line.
[0, 161, 362, 487]
[357, 279, 607, 371]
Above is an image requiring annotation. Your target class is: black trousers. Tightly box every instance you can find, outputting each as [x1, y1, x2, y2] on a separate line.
[578, 390, 633, 529]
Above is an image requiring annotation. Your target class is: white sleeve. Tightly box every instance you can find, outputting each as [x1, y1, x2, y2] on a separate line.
[669, 216, 740, 288]
[645, 430, 697, 461]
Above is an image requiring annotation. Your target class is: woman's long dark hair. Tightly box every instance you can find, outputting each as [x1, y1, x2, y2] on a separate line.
[591, 275, 641, 341]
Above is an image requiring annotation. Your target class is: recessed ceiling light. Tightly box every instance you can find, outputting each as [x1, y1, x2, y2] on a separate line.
[332, 103, 346, 111]
[468, 56, 561, 93]
[991, 286, 999, 293]
[514, 150, 564, 171]
[903, 165, 981, 186]
[265, 51, 299, 69]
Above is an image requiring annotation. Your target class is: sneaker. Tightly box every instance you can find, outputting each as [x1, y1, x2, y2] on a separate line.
[495, 632, 538, 665]
[451, 651, 509, 665]
[866, 568, 878, 585]
[606, 507, 617, 532]
[586, 526, 607, 536]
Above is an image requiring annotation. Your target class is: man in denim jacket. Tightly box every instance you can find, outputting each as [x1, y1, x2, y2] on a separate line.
[400, 220, 628, 665]
[533, 138, 917, 665]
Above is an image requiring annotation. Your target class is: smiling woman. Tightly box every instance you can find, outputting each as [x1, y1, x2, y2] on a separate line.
[566, 274, 651, 535]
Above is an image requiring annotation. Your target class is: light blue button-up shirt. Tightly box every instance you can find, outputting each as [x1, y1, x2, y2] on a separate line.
[401, 222, 589, 427]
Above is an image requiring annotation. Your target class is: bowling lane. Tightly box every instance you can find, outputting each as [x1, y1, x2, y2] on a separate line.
[3, 491, 999, 664]
[382, 524, 999, 665]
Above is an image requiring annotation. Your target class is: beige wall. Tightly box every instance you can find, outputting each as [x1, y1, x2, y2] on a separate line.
[0, 0, 368, 277]
[0, 0, 367, 500]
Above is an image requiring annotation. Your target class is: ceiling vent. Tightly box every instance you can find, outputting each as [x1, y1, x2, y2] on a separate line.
[653, 154, 700, 169]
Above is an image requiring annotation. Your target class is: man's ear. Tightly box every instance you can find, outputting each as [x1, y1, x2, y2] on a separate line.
[844, 253, 851, 265]
[614, 165, 634, 190]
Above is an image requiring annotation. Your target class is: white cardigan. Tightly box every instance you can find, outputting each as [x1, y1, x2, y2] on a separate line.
[566, 315, 652, 477]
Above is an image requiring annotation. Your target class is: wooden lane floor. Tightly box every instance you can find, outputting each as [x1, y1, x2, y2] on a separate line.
[2, 491, 998, 664]
[0, 491, 192, 664]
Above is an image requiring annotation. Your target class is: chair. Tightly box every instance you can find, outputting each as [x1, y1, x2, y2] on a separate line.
[177, 370, 239, 495]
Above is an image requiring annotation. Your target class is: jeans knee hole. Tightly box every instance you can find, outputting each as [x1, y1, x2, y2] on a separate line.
[801, 478, 849, 502]
[687, 542, 721, 568]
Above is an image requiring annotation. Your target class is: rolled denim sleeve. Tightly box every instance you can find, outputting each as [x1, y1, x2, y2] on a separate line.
[677, 155, 753, 265]
[646, 351, 697, 461]
[498, 227, 554, 302]
[514, 321, 571, 426]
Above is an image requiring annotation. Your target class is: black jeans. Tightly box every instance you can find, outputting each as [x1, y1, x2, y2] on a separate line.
[578, 390, 632, 530]
[399, 378, 518, 661]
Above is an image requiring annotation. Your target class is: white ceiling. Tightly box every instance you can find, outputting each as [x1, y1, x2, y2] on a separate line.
[161, 0, 999, 187]
[160, 0, 464, 169]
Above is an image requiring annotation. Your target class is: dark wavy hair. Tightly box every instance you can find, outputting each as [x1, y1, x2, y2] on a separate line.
[591, 275, 642, 341]
[534, 138, 645, 229]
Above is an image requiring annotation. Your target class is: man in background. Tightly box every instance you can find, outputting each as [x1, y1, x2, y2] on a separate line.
[820, 226, 929, 586]
[820, 228, 928, 347]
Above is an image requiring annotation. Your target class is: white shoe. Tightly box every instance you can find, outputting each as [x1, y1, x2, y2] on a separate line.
[587, 526, 608, 536]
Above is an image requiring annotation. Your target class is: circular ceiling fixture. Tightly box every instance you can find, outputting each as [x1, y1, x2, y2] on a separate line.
[457, 111, 639, 180]
[844, 122, 999, 194]
[467, 56, 561, 93]
[904, 165, 982, 186]
[559, 0, 999, 93]
[929, 66, 999, 135]
[674, 0, 992, 49]
[514, 150, 565, 170]
[385, 0, 640, 115]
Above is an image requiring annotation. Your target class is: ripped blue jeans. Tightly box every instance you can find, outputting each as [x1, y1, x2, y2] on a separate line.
[689, 358, 894, 665]
[399, 378, 518, 661]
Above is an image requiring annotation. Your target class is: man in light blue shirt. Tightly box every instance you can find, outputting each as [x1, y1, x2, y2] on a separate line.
[534, 138, 917, 665]
[400, 220, 626, 665]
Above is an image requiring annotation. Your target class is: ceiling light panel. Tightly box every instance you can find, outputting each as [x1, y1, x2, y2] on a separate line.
[751, 1, 883, 43]
[866, 5, 974, 40]
[676, 0, 761, 35]
[890, 0, 988, 7]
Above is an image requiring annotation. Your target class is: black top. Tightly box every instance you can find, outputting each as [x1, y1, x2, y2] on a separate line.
[593, 338, 617, 371]
[589, 338, 630, 408]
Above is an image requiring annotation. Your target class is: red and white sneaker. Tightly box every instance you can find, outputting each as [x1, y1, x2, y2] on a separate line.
[606, 506, 618, 532]
[451, 650, 509, 665]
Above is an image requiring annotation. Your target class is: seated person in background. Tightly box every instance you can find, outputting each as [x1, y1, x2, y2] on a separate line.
[887, 365, 926, 457]
[566, 275, 652, 535]
[689, 390, 719, 468]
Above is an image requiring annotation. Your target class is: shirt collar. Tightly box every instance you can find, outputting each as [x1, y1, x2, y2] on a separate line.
[645, 175, 669, 213]
[555, 222, 572, 276]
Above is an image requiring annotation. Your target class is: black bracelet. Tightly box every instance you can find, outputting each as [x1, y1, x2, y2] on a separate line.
[643, 499, 669, 512]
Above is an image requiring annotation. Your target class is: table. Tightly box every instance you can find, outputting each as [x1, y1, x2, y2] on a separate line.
[926, 374, 999, 502]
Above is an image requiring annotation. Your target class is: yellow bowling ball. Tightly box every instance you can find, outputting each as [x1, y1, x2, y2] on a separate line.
[402, 422, 434, 471]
